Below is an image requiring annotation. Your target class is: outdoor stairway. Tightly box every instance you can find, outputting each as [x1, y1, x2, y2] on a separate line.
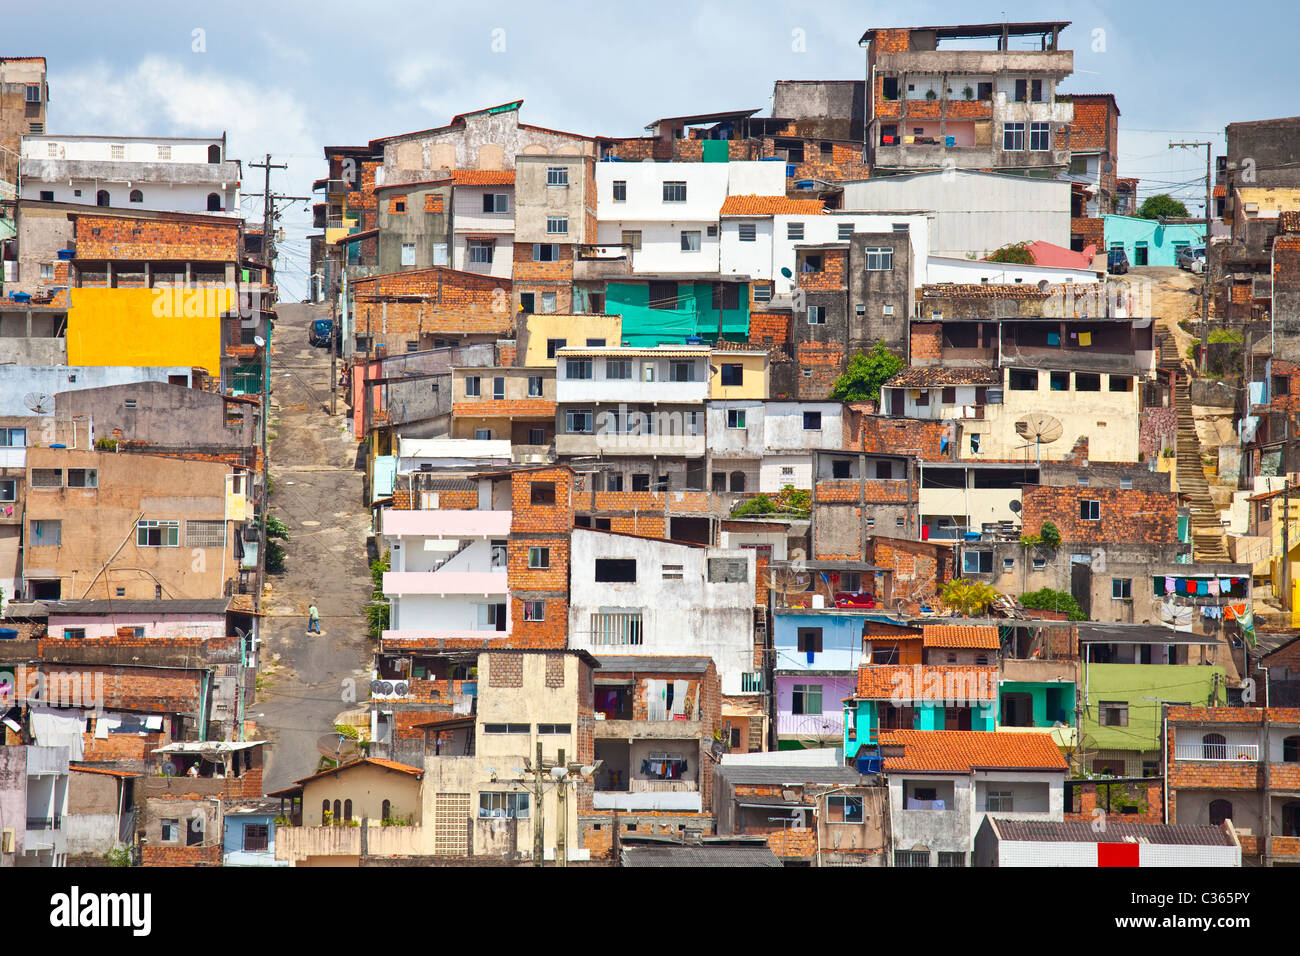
[1174, 374, 1231, 563]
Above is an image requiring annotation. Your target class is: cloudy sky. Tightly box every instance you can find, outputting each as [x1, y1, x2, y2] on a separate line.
[15, 0, 1297, 298]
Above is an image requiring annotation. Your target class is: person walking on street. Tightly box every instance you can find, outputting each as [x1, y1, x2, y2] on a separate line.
[308, 603, 321, 634]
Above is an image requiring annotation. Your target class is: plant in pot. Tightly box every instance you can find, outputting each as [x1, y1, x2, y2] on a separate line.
[925, 89, 938, 101]
[963, 86, 974, 100]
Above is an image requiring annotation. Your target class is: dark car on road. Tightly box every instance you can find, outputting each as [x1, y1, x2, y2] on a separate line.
[309, 318, 338, 349]
[1107, 247, 1130, 275]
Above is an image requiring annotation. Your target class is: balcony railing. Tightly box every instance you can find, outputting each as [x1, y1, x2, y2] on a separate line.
[26, 816, 61, 830]
[1174, 742, 1259, 762]
[777, 713, 844, 737]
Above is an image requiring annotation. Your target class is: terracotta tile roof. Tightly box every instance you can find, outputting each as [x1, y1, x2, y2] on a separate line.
[885, 367, 1002, 388]
[922, 624, 1001, 649]
[289, 756, 423, 787]
[1281, 211, 1300, 234]
[855, 664, 998, 700]
[451, 170, 516, 186]
[879, 729, 1068, 773]
[719, 194, 825, 216]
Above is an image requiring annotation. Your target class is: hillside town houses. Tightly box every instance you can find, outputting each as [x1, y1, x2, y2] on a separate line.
[3, 17, 1300, 874]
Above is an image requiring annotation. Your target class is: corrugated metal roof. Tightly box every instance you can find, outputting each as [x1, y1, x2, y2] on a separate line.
[714, 764, 862, 786]
[621, 844, 782, 867]
[990, 818, 1235, 846]
[595, 655, 712, 674]
[46, 598, 231, 616]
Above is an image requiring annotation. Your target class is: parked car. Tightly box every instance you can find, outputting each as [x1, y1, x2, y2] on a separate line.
[1107, 248, 1129, 275]
[1177, 245, 1206, 271]
[1188, 246, 1207, 274]
[309, 318, 338, 349]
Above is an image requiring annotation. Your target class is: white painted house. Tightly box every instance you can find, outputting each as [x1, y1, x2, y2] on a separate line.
[594, 160, 786, 274]
[450, 172, 514, 280]
[707, 400, 844, 492]
[566, 528, 758, 696]
[20, 134, 241, 214]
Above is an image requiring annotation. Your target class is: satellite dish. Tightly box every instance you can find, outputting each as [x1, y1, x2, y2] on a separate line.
[780, 267, 793, 279]
[1008, 500, 1023, 514]
[1015, 414, 1064, 463]
[23, 392, 54, 414]
[393, 681, 409, 696]
[316, 732, 361, 761]
[160, 759, 179, 777]
[253, 335, 266, 347]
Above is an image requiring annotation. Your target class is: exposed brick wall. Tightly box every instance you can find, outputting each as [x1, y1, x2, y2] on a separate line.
[1071, 217, 1104, 249]
[73, 214, 241, 261]
[508, 467, 574, 648]
[545, 653, 565, 688]
[799, 249, 848, 292]
[1021, 485, 1180, 545]
[579, 811, 717, 859]
[909, 322, 943, 362]
[351, 268, 510, 337]
[1063, 778, 1164, 824]
[795, 344, 845, 400]
[141, 844, 222, 867]
[848, 414, 951, 460]
[488, 653, 523, 688]
[749, 311, 791, 345]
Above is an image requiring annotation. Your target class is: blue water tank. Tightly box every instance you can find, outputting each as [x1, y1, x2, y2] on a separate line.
[856, 754, 883, 775]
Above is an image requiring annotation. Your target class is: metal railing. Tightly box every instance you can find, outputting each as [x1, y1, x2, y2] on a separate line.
[1174, 742, 1258, 762]
[26, 816, 61, 830]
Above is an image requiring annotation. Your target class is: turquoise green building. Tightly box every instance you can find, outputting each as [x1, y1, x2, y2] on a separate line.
[605, 280, 749, 346]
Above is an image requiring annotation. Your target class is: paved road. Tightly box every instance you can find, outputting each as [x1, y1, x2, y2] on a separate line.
[255, 303, 374, 793]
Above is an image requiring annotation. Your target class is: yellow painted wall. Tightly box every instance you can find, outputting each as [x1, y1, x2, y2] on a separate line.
[68, 287, 230, 375]
[710, 352, 769, 399]
[522, 314, 622, 367]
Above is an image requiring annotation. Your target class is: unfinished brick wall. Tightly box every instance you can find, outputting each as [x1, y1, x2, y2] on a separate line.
[848, 415, 950, 459]
[74, 214, 241, 261]
[507, 467, 574, 648]
[579, 811, 717, 859]
[351, 268, 511, 338]
[909, 322, 943, 362]
[795, 344, 845, 399]
[1021, 485, 1179, 545]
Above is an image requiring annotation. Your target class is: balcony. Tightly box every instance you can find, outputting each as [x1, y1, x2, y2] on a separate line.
[595, 718, 703, 739]
[380, 508, 511, 538]
[874, 49, 1073, 78]
[777, 713, 845, 737]
[1174, 742, 1259, 762]
[573, 244, 634, 281]
[381, 628, 509, 647]
[382, 570, 507, 596]
[555, 432, 706, 458]
[25, 816, 61, 831]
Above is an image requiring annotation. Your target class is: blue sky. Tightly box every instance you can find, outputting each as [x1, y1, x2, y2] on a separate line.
[12, 0, 1296, 298]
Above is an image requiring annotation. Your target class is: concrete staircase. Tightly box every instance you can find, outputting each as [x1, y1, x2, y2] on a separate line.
[1174, 374, 1231, 562]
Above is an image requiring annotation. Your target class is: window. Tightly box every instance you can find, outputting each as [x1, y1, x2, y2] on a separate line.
[631, 474, 650, 492]
[969, 433, 981, 454]
[546, 338, 566, 359]
[937, 852, 966, 867]
[863, 247, 894, 271]
[528, 547, 550, 569]
[669, 360, 696, 382]
[528, 375, 544, 396]
[1283, 736, 1300, 762]
[242, 824, 269, 852]
[590, 611, 643, 645]
[186, 520, 226, 548]
[566, 358, 593, 380]
[61, 627, 86, 641]
[831, 460, 851, 479]
[797, 627, 823, 654]
[1080, 499, 1100, 521]
[803, 411, 821, 430]
[65, 468, 97, 489]
[1208, 799, 1233, 826]
[1050, 371, 1070, 391]
[680, 230, 701, 252]
[38, 191, 54, 204]
[662, 181, 686, 202]
[612, 180, 626, 201]
[0, 480, 15, 503]
[127, 188, 145, 204]
[727, 408, 747, 429]
[791, 684, 823, 715]
[393, 198, 406, 213]
[1009, 369, 1038, 391]
[528, 428, 546, 445]
[786, 221, 804, 241]
[738, 222, 757, 242]
[547, 216, 568, 235]
[595, 559, 637, 583]
[662, 563, 684, 581]
[96, 189, 110, 206]
[800, 253, 823, 273]
[530, 481, 556, 505]
[621, 230, 642, 251]
[537, 723, 571, 735]
[31, 468, 62, 488]
[1003, 122, 1025, 151]
[606, 359, 631, 381]
[984, 789, 1014, 812]
[753, 282, 772, 303]
[1109, 375, 1133, 392]
[0, 428, 26, 448]
[895, 850, 930, 867]
[807, 305, 825, 325]
[477, 603, 507, 631]
[1075, 372, 1100, 392]
[465, 376, 481, 397]
[161, 819, 180, 843]
[1112, 578, 1132, 600]
[1029, 122, 1051, 151]
[137, 519, 180, 547]
[468, 240, 494, 264]
[707, 558, 747, 583]
[524, 600, 546, 621]
[109, 143, 126, 161]
[546, 166, 569, 187]
[1099, 701, 1129, 727]
[482, 193, 509, 213]
[479, 791, 531, 819]
[827, 795, 864, 823]
[963, 550, 993, 574]
[532, 243, 560, 262]
[836, 222, 855, 241]
[400, 242, 416, 266]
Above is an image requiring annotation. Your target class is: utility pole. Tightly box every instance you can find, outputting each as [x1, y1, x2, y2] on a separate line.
[1170, 141, 1213, 375]
[533, 740, 545, 867]
[1284, 479, 1292, 616]
[556, 747, 567, 868]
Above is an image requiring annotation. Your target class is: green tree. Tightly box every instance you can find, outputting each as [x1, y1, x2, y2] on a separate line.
[365, 551, 391, 639]
[985, 241, 1035, 265]
[1038, 520, 1061, 550]
[831, 343, 905, 403]
[1018, 587, 1085, 621]
[1137, 194, 1189, 220]
[941, 579, 1000, 616]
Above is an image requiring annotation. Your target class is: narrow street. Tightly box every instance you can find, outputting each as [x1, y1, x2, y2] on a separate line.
[255, 303, 374, 793]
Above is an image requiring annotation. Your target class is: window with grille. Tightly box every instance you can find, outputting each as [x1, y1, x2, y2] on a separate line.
[985, 790, 1014, 812]
[937, 852, 966, 867]
[590, 611, 643, 645]
[110, 144, 125, 160]
[606, 359, 631, 381]
[787, 222, 804, 240]
[137, 519, 180, 547]
[31, 469, 62, 488]
[186, 520, 227, 548]
[741, 672, 764, 693]
[546, 167, 569, 187]
[66, 468, 97, 489]
[663, 181, 687, 202]
[753, 283, 772, 302]
[738, 222, 757, 241]
[243, 824, 269, 852]
[837, 222, 854, 240]
[566, 359, 593, 380]
[895, 850, 930, 867]
[662, 564, 684, 581]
